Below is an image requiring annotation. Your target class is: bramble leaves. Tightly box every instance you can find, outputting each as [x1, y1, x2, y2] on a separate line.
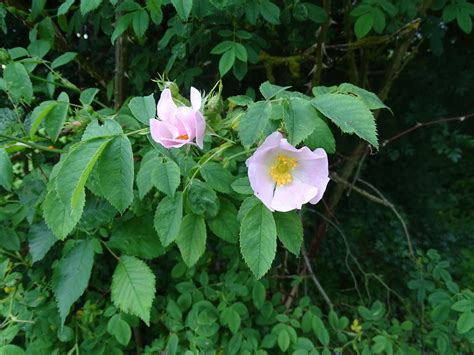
[240, 203, 277, 279]
[153, 160, 181, 197]
[111, 256, 156, 325]
[53, 239, 95, 325]
[28, 222, 58, 263]
[0, 149, 13, 191]
[239, 101, 272, 147]
[274, 211, 303, 255]
[154, 192, 183, 247]
[3, 62, 33, 104]
[283, 97, 318, 145]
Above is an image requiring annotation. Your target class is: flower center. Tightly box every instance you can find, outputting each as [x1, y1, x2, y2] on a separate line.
[177, 134, 189, 140]
[269, 154, 298, 187]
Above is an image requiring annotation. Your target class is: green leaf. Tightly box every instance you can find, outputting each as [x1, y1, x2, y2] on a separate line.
[211, 41, 234, 54]
[186, 180, 219, 218]
[456, 10, 472, 34]
[283, 97, 318, 145]
[337, 83, 388, 111]
[303, 116, 336, 153]
[128, 94, 156, 125]
[30, 0, 46, 21]
[110, 216, 164, 259]
[219, 50, 235, 76]
[111, 13, 134, 43]
[355, 13, 374, 38]
[176, 214, 207, 267]
[153, 160, 181, 197]
[240, 203, 277, 279]
[259, 0, 280, 24]
[171, 0, 193, 20]
[80, 88, 99, 106]
[278, 329, 290, 351]
[200, 162, 235, 193]
[306, 3, 327, 23]
[442, 4, 457, 22]
[372, 8, 386, 34]
[231, 177, 253, 195]
[274, 211, 303, 255]
[207, 198, 239, 243]
[260, 81, 291, 100]
[97, 135, 134, 213]
[107, 314, 132, 346]
[154, 192, 183, 247]
[43, 176, 85, 240]
[233, 43, 248, 62]
[80, 0, 102, 15]
[53, 239, 95, 325]
[46, 93, 70, 142]
[239, 101, 272, 147]
[28, 222, 57, 263]
[312, 316, 330, 346]
[238, 195, 260, 222]
[133, 9, 150, 37]
[147, 0, 163, 25]
[57, 138, 111, 209]
[136, 151, 161, 199]
[312, 93, 378, 148]
[82, 119, 123, 141]
[0, 148, 13, 191]
[58, 0, 75, 15]
[27, 39, 51, 58]
[4, 62, 33, 104]
[457, 311, 474, 334]
[111, 256, 156, 325]
[29, 101, 56, 138]
[51, 52, 77, 69]
[252, 281, 266, 309]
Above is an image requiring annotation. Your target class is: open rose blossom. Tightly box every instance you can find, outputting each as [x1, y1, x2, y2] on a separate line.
[150, 87, 205, 149]
[246, 131, 330, 212]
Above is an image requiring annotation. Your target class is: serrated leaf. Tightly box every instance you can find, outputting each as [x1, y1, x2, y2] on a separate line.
[53, 239, 95, 325]
[51, 52, 77, 69]
[43, 177, 85, 240]
[176, 214, 207, 267]
[136, 152, 161, 199]
[252, 281, 266, 309]
[185, 180, 219, 218]
[29, 101, 57, 138]
[28, 222, 57, 263]
[274, 211, 303, 255]
[258, 0, 280, 24]
[97, 135, 134, 213]
[283, 97, 318, 145]
[457, 11, 473, 34]
[260, 81, 291, 100]
[457, 311, 474, 334]
[57, 138, 111, 209]
[303, 115, 336, 153]
[80, 88, 99, 106]
[211, 40, 234, 54]
[207, 198, 239, 243]
[128, 94, 156, 125]
[154, 192, 183, 247]
[239, 101, 272, 147]
[58, 0, 75, 15]
[82, 119, 123, 141]
[45, 93, 69, 142]
[200, 162, 235, 193]
[337, 83, 388, 111]
[111, 13, 134, 43]
[238, 195, 260, 222]
[240, 203, 277, 279]
[0, 149, 13, 191]
[231, 177, 253, 195]
[4, 62, 33, 104]
[312, 316, 330, 345]
[171, 0, 193, 20]
[233, 43, 248, 62]
[111, 257, 156, 326]
[80, 0, 102, 15]
[133, 9, 149, 37]
[312, 93, 378, 148]
[152, 160, 181, 197]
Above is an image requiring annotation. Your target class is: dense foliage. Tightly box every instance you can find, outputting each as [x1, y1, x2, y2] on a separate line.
[1, 0, 473, 354]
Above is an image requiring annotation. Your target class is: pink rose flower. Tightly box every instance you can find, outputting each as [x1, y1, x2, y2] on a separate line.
[150, 87, 206, 149]
[246, 131, 330, 212]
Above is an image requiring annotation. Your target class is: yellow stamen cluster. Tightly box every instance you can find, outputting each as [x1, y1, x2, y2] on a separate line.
[269, 154, 298, 186]
[177, 134, 189, 140]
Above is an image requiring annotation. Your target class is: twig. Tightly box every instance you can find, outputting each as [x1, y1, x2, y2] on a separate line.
[312, 0, 332, 86]
[0, 133, 65, 154]
[113, 0, 129, 110]
[382, 113, 474, 147]
[301, 245, 334, 310]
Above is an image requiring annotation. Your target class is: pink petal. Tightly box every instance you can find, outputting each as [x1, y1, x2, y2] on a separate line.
[271, 178, 319, 212]
[157, 89, 177, 121]
[248, 161, 275, 211]
[246, 131, 282, 167]
[194, 112, 206, 149]
[190, 87, 201, 111]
